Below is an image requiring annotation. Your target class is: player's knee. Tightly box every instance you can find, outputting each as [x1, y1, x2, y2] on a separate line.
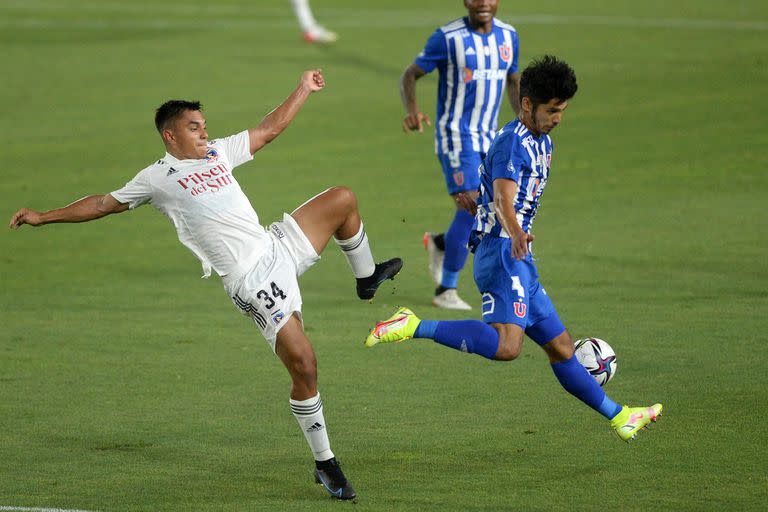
[543, 332, 575, 362]
[288, 351, 317, 384]
[495, 337, 523, 361]
[328, 186, 357, 213]
[491, 325, 525, 361]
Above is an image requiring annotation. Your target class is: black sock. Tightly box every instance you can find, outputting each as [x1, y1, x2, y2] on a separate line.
[433, 233, 446, 251]
[316, 457, 337, 469]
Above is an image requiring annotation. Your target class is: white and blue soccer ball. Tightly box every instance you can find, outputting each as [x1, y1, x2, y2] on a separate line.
[574, 337, 617, 386]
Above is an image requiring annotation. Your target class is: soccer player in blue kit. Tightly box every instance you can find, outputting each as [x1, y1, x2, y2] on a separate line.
[400, 0, 521, 310]
[373, 56, 662, 442]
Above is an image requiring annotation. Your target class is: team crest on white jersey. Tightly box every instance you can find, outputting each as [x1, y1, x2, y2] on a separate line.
[205, 148, 219, 162]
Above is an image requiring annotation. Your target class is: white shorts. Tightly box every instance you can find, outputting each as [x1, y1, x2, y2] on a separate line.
[225, 213, 320, 351]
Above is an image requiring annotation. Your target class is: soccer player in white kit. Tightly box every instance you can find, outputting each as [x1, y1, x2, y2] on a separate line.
[8, 69, 402, 500]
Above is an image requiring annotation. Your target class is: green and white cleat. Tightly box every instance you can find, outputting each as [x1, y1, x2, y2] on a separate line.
[610, 403, 663, 442]
[364, 307, 420, 347]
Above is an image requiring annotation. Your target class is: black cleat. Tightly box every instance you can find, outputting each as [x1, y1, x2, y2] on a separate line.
[356, 258, 403, 300]
[314, 457, 356, 500]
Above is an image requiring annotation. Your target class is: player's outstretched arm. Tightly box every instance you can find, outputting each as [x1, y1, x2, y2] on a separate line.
[9, 194, 129, 230]
[248, 69, 325, 155]
[400, 63, 431, 133]
[493, 178, 534, 260]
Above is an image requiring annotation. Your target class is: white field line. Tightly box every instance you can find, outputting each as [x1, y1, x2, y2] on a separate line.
[0, 11, 766, 32]
[0, 507, 99, 512]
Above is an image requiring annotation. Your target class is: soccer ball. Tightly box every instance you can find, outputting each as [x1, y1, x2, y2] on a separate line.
[574, 337, 617, 386]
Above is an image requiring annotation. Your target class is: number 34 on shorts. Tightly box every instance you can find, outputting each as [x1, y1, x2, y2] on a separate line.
[232, 280, 292, 331]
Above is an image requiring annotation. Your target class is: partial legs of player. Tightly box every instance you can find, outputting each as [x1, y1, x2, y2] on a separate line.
[291, 186, 403, 300]
[275, 314, 356, 499]
[422, 231, 444, 285]
[364, 307, 662, 442]
[271, 186, 400, 499]
[291, 0, 338, 44]
[427, 190, 477, 311]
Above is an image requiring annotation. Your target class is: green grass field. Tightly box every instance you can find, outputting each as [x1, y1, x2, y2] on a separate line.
[2, 1, 767, 510]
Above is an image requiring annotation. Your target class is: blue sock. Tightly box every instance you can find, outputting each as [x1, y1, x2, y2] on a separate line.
[441, 209, 475, 289]
[414, 320, 499, 360]
[550, 355, 622, 419]
[440, 270, 460, 290]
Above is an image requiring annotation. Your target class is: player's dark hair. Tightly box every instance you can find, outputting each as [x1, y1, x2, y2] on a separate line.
[519, 55, 578, 108]
[154, 100, 202, 132]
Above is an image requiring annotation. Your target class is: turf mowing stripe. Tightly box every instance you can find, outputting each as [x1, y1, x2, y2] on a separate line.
[515, 14, 768, 31]
[0, 507, 99, 512]
[0, 15, 766, 32]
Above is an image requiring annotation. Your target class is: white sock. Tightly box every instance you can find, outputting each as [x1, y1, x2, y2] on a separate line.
[334, 223, 376, 279]
[291, 0, 317, 32]
[290, 393, 334, 461]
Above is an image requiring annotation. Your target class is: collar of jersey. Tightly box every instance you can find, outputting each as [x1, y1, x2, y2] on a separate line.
[463, 16, 496, 37]
[163, 151, 203, 164]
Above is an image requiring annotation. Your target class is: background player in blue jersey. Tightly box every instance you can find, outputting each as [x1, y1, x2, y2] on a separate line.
[373, 56, 662, 442]
[291, 0, 338, 44]
[400, 0, 520, 310]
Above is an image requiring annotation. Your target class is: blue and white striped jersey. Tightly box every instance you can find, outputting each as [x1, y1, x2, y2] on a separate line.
[414, 17, 519, 156]
[474, 118, 553, 238]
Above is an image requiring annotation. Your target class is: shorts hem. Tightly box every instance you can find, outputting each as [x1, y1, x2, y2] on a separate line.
[266, 309, 303, 353]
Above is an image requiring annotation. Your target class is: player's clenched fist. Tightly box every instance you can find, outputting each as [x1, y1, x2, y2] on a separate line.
[402, 111, 431, 133]
[8, 208, 43, 229]
[301, 69, 325, 92]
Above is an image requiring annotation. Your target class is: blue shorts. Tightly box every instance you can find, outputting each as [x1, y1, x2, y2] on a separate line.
[437, 151, 483, 195]
[473, 236, 566, 346]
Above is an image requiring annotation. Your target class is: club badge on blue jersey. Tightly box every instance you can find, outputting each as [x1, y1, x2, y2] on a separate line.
[499, 44, 511, 63]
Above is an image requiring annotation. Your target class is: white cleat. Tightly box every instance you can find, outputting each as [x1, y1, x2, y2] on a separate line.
[303, 26, 338, 44]
[423, 232, 444, 285]
[432, 289, 472, 311]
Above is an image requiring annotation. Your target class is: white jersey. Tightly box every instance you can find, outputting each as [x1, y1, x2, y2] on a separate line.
[111, 130, 270, 279]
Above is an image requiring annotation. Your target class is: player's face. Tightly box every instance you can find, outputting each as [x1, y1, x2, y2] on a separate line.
[531, 98, 568, 135]
[164, 110, 209, 160]
[465, 0, 498, 29]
